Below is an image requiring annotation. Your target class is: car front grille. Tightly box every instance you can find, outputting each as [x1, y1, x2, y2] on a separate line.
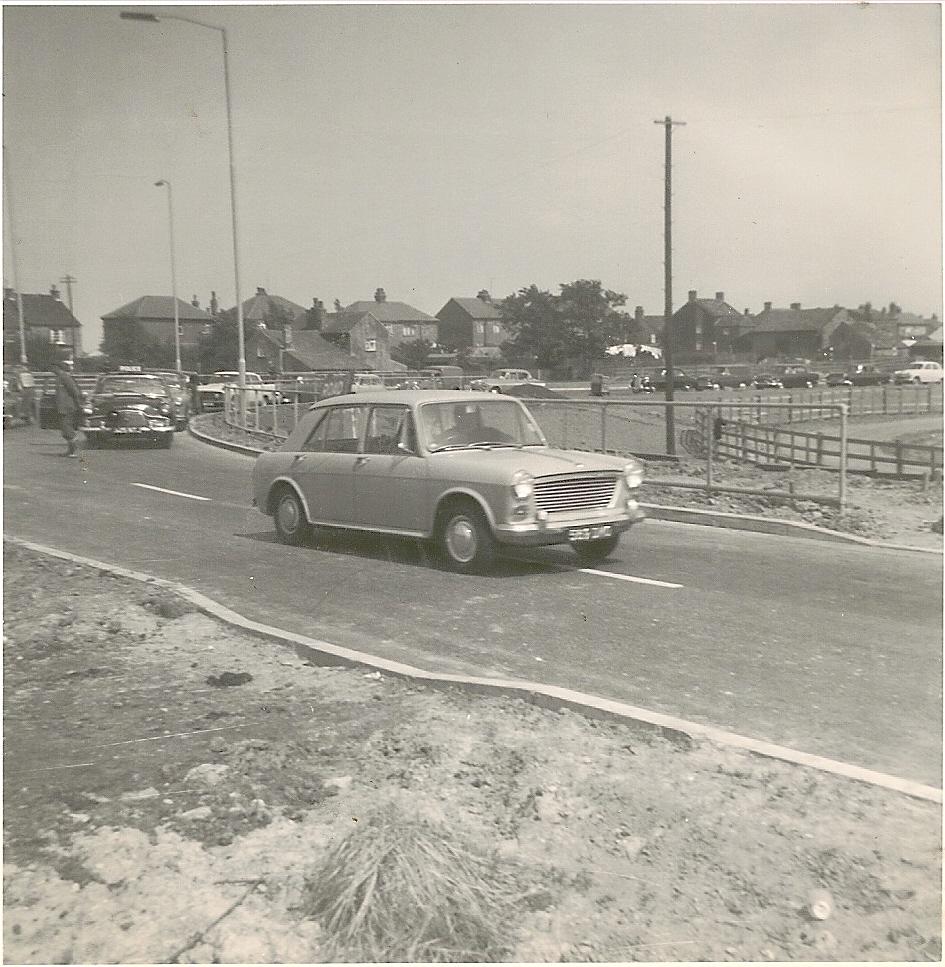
[533, 474, 618, 514]
[106, 409, 149, 428]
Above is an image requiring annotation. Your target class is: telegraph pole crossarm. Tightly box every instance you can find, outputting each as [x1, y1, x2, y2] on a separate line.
[654, 115, 686, 456]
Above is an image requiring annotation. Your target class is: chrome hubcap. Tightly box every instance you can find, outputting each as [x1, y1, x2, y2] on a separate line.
[278, 497, 300, 534]
[446, 516, 477, 563]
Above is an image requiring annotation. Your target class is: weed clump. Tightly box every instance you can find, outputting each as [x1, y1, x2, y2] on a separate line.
[302, 810, 523, 962]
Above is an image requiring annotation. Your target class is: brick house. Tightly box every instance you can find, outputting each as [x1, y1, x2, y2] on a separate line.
[627, 306, 665, 349]
[318, 309, 403, 371]
[4, 285, 82, 356]
[339, 288, 438, 348]
[748, 302, 850, 361]
[101, 295, 213, 349]
[246, 324, 363, 374]
[669, 291, 753, 361]
[436, 291, 509, 358]
[238, 286, 308, 327]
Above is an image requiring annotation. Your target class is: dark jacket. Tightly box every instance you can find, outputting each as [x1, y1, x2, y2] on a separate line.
[54, 368, 84, 415]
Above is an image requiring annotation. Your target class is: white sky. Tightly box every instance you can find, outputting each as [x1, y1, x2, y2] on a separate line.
[3, 2, 942, 353]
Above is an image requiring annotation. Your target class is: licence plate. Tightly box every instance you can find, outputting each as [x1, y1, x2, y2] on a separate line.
[568, 524, 614, 542]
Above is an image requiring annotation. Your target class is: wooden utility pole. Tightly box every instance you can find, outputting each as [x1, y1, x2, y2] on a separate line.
[60, 274, 78, 357]
[654, 115, 685, 455]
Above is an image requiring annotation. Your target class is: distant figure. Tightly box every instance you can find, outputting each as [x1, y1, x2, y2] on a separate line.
[52, 358, 84, 457]
[187, 373, 201, 413]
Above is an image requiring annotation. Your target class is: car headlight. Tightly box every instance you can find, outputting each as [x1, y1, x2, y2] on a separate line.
[623, 464, 643, 489]
[511, 470, 534, 500]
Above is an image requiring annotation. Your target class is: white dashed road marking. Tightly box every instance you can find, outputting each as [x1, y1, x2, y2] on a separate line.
[131, 483, 211, 502]
[580, 568, 683, 589]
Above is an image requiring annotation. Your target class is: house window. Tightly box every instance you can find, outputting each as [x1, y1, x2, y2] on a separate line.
[402, 325, 416, 337]
[695, 322, 702, 335]
[48, 329, 65, 344]
[695, 340, 703, 351]
[364, 338, 377, 352]
[202, 324, 212, 335]
[178, 324, 184, 336]
[492, 323, 503, 336]
[475, 322, 485, 335]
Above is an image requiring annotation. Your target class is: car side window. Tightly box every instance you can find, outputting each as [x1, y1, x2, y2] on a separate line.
[299, 412, 329, 452]
[322, 405, 367, 453]
[366, 405, 416, 455]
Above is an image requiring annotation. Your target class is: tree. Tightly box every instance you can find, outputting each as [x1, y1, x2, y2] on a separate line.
[392, 338, 433, 371]
[100, 320, 173, 369]
[499, 280, 629, 376]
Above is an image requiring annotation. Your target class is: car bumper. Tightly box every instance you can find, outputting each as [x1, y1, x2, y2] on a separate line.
[85, 425, 174, 444]
[494, 502, 645, 547]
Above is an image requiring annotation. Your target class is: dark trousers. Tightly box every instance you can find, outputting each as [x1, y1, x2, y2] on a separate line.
[59, 411, 80, 443]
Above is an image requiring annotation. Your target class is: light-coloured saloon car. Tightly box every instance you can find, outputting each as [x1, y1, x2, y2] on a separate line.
[252, 390, 645, 572]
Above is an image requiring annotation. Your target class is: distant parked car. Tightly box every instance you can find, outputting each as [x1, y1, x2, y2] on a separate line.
[893, 360, 944, 385]
[197, 371, 278, 411]
[350, 373, 387, 393]
[470, 369, 546, 393]
[751, 374, 784, 390]
[776, 365, 820, 389]
[848, 365, 891, 386]
[652, 368, 693, 391]
[421, 365, 465, 390]
[693, 375, 721, 392]
[252, 390, 645, 572]
[824, 372, 853, 387]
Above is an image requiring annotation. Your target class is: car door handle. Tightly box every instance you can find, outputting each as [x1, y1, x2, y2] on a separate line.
[355, 455, 369, 466]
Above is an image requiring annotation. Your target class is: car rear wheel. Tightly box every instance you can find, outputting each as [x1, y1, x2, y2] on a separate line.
[437, 501, 495, 573]
[571, 534, 620, 565]
[913, 377, 922, 384]
[274, 489, 312, 546]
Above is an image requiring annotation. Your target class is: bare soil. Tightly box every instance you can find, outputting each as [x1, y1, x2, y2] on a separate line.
[3, 542, 942, 963]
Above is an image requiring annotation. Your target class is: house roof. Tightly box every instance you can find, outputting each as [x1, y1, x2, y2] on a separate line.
[439, 297, 505, 322]
[239, 289, 308, 323]
[320, 310, 391, 336]
[842, 318, 901, 350]
[341, 300, 436, 323]
[633, 315, 665, 334]
[4, 293, 81, 330]
[101, 296, 211, 322]
[686, 298, 744, 321]
[750, 306, 843, 334]
[252, 327, 359, 371]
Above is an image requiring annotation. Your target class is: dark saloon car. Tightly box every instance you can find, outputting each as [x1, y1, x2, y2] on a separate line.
[252, 390, 645, 573]
[824, 372, 853, 387]
[751, 374, 784, 390]
[849, 365, 891, 386]
[652, 368, 693, 391]
[83, 373, 175, 448]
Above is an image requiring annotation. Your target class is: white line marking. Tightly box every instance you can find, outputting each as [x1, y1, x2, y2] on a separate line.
[131, 482, 210, 502]
[580, 568, 683, 589]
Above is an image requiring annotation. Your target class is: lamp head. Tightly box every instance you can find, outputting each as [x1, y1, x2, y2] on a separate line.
[154, 179, 167, 187]
[120, 11, 160, 21]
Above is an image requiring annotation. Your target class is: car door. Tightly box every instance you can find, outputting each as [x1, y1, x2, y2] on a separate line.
[354, 404, 428, 534]
[290, 404, 367, 525]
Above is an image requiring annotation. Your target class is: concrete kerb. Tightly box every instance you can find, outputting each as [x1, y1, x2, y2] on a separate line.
[6, 534, 941, 805]
[189, 417, 943, 555]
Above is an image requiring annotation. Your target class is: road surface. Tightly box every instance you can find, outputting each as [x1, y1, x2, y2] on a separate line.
[3, 426, 941, 786]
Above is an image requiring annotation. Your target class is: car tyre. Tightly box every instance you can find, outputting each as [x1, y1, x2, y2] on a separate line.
[437, 501, 496, 574]
[489, 386, 502, 394]
[913, 377, 922, 385]
[274, 489, 312, 546]
[571, 534, 620, 565]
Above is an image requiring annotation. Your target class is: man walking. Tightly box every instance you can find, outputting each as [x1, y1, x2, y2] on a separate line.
[52, 358, 84, 457]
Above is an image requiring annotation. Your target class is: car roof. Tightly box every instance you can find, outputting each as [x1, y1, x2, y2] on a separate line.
[312, 390, 521, 406]
[101, 372, 164, 379]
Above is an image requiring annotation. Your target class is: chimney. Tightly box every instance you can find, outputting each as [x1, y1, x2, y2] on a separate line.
[282, 323, 293, 348]
[790, 302, 801, 311]
[310, 297, 325, 331]
[191, 294, 200, 309]
[476, 289, 491, 303]
[635, 306, 644, 321]
[210, 291, 219, 316]
[256, 286, 267, 296]
[374, 287, 387, 303]
[688, 290, 697, 303]
[50, 284, 61, 301]
[715, 291, 724, 303]
[763, 301, 772, 312]
[744, 308, 750, 316]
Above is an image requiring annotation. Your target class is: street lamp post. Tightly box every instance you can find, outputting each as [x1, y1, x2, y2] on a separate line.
[154, 180, 181, 375]
[3, 147, 29, 364]
[121, 10, 245, 388]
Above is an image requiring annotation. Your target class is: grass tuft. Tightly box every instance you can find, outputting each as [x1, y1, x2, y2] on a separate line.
[302, 810, 524, 962]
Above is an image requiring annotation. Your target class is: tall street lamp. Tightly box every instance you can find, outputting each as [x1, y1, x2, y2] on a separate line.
[121, 10, 245, 387]
[3, 146, 29, 364]
[154, 179, 181, 374]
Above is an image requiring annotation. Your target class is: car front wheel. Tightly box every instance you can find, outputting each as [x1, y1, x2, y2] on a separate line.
[571, 534, 620, 566]
[438, 502, 495, 573]
[274, 490, 312, 546]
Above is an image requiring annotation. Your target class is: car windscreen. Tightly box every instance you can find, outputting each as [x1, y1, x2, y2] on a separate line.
[98, 378, 166, 395]
[419, 399, 545, 451]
